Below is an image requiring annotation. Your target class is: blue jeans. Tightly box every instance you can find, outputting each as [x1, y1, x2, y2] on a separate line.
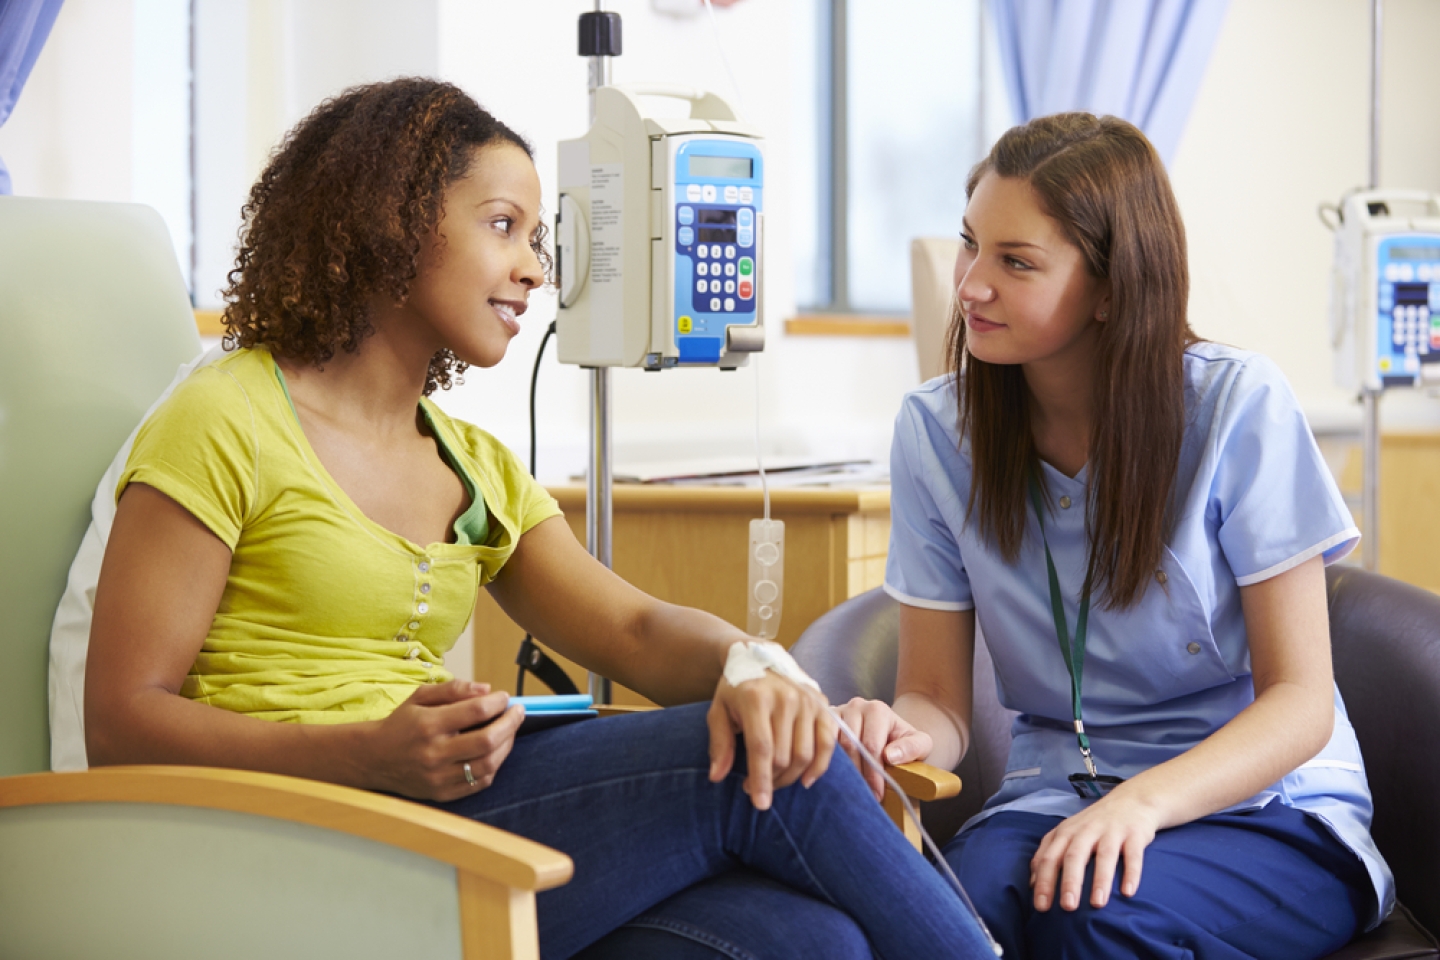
[943, 803, 1373, 960]
[438, 702, 994, 960]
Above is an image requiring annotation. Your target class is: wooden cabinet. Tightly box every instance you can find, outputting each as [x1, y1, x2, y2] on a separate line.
[1333, 433, 1440, 594]
[470, 485, 891, 705]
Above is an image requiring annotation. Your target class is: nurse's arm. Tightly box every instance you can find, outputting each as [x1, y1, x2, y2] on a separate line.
[1109, 553, 1336, 825]
[895, 605, 975, 772]
[835, 604, 975, 801]
[1030, 554, 1335, 911]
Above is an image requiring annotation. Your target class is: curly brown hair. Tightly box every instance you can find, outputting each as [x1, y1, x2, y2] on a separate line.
[221, 77, 551, 394]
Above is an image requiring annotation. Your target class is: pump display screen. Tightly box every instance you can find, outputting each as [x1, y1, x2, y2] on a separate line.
[689, 155, 752, 179]
[697, 208, 737, 242]
[1388, 246, 1440, 261]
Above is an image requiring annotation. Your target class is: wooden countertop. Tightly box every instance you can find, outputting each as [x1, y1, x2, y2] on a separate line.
[545, 484, 890, 515]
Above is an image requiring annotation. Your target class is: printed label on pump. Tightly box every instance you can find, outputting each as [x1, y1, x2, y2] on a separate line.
[589, 164, 625, 361]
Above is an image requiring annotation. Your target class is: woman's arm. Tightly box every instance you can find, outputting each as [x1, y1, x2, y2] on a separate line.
[1029, 554, 1336, 912]
[86, 483, 522, 802]
[834, 604, 976, 799]
[486, 516, 837, 809]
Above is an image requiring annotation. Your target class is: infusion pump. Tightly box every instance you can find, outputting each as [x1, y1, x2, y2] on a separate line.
[1329, 189, 1440, 391]
[556, 85, 764, 370]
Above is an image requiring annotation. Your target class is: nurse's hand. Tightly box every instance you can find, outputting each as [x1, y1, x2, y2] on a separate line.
[1029, 791, 1162, 911]
[833, 698, 934, 802]
[707, 675, 838, 810]
[367, 679, 524, 802]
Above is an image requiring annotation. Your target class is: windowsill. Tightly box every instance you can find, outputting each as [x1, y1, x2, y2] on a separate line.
[784, 314, 912, 337]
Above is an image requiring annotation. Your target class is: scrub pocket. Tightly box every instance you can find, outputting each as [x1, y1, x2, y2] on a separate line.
[1085, 546, 1233, 706]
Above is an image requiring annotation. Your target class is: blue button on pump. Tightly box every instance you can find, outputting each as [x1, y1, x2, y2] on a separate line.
[678, 205, 695, 225]
[737, 229, 753, 247]
[678, 226, 694, 245]
[738, 209, 753, 227]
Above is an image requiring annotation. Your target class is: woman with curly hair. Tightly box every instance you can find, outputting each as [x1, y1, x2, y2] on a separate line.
[82, 78, 996, 960]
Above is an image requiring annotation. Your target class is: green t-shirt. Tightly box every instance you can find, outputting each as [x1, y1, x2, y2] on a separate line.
[117, 347, 562, 723]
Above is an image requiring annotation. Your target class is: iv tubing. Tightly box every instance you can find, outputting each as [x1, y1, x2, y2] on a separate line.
[832, 711, 1004, 956]
[700, 0, 748, 121]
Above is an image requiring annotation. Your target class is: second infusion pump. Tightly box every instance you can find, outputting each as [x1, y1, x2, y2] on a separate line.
[556, 85, 764, 370]
[1329, 189, 1440, 391]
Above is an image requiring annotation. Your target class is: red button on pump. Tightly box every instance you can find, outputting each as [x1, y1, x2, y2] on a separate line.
[739, 279, 753, 300]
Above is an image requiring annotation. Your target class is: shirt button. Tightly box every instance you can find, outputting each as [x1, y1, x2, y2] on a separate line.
[420, 583, 431, 594]
[1059, 496, 1072, 509]
[417, 602, 429, 615]
[409, 621, 420, 631]
[1156, 570, 1169, 585]
[394, 634, 408, 643]
[418, 560, 431, 573]
[1186, 642, 1201, 655]
[407, 647, 421, 660]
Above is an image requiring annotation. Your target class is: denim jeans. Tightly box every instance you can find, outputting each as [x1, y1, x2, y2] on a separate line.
[439, 702, 994, 960]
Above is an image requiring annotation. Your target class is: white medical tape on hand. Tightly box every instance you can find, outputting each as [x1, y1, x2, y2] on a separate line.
[723, 641, 822, 694]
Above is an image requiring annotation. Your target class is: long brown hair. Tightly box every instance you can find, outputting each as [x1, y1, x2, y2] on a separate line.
[947, 112, 1196, 608]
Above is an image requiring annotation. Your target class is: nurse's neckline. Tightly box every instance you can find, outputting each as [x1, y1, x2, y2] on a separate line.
[1039, 456, 1089, 484]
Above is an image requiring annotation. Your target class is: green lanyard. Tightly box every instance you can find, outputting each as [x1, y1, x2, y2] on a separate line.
[1027, 474, 1100, 780]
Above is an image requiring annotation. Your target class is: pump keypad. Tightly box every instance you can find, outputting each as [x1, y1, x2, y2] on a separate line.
[677, 205, 756, 314]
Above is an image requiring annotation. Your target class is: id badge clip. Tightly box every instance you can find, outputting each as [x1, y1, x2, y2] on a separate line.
[1068, 722, 1125, 799]
[1068, 773, 1125, 799]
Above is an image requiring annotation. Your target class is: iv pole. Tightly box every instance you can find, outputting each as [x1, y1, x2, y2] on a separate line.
[582, 1, 617, 703]
[1360, 0, 1382, 572]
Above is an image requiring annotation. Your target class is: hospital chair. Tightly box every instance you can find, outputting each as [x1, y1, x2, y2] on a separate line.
[0, 198, 958, 959]
[0, 197, 571, 960]
[791, 568, 1440, 958]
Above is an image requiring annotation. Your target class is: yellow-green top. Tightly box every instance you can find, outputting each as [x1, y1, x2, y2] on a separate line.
[117, 347, 560, 723]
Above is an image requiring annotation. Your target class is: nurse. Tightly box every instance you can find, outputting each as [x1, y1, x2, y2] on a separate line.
[840, 112, 1393, 959]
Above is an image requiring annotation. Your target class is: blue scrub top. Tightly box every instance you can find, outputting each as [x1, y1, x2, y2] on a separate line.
[885, 342, 1394, 928]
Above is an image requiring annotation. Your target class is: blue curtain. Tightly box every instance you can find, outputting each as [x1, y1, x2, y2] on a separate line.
[0, 0, 65, 194]
[987, 0, 1229, 164]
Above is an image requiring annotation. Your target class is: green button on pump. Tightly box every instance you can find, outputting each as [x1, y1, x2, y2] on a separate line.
[739, 257, 753, 276]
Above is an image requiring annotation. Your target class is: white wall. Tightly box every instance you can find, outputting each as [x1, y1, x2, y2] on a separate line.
[1172, 0, 1440, 431]
[7, 0, 1440, 480]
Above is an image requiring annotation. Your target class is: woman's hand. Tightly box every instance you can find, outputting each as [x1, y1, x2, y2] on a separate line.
[366, 679, 525, 802]
[1029, 790, 1162, 911]
[706, 675, 838, 810]
[833, 698, 934, 802]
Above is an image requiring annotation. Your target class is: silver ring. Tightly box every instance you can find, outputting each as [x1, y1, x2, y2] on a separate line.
[462, 762, 476, 787]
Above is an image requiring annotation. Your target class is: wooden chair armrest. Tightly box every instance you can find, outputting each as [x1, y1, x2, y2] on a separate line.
[0, 766, 572, 892]
[880, 762, 963, 852]
[594, 704, 654, 717]
[887, 761, 962, 801]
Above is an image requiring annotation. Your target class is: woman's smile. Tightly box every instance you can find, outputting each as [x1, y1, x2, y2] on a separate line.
[966, 311, 1005, 333]
[490, 298, 524, 336]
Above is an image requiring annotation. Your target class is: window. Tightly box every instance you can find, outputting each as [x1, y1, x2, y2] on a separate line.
[793, 0, 1009, 316]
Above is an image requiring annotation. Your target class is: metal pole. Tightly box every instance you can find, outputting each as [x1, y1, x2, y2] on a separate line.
[829, 0, 848, 310]
[1361, 390, 1380, 571]
[1360, 0, 1383, 572]
[1369, 0, 1383, 191]
[586, 5, 614, 703]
